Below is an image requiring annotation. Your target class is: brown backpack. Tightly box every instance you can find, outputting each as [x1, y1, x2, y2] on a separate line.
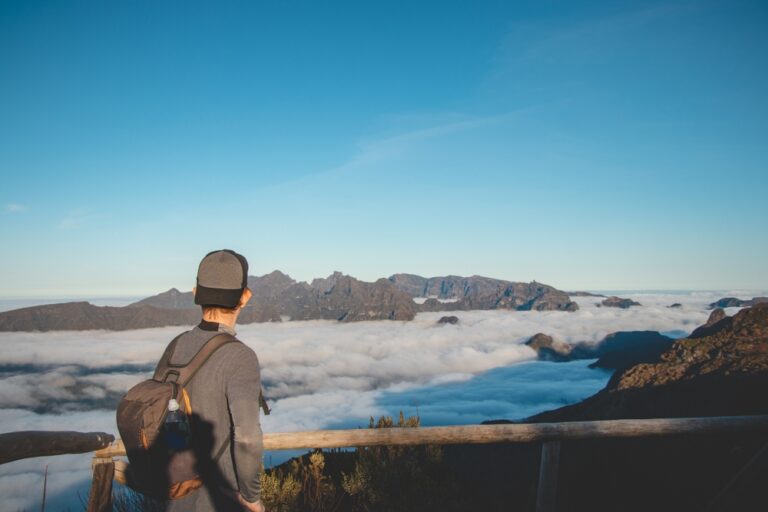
[116, 332, 239, 499]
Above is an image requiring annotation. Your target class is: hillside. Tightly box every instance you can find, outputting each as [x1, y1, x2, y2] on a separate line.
[0, 302, 200, 332]
[531, 303, 768, 421]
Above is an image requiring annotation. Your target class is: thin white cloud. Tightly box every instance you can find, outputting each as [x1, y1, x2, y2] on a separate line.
[499, 2, 698, 66]
[4, 203, 27, 213]
[81, 372, 151, 394]
[0, 369, 150, 411]
[58, 208, 96, 229]
[258, 110, 521, 193]
[347, 114, 507, 168]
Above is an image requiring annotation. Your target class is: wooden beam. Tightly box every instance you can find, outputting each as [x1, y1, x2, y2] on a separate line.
[95, 415, 768, 457]
[87, 460, 114, 512]
[536, 441, 561, 512]
[0, 431, 114, 465]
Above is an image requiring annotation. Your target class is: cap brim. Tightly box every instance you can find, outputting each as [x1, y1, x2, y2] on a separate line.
[194, 285, 243, 308]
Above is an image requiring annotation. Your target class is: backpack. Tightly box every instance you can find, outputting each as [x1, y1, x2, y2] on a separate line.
[116, 332, 243, 499]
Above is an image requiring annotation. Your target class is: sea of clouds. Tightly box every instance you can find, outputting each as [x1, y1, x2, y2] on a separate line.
[0, 290, 758, 511]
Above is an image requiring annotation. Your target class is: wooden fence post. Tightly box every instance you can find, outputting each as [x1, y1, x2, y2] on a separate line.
[535, 440, 561, 512]
[87, 459, 114, 512]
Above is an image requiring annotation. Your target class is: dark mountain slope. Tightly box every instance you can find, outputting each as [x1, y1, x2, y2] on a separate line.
[0, 302, 199, 332]
[531, 303, 768, 422]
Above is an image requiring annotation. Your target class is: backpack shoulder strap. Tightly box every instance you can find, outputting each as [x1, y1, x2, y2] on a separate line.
[153, 331, 187, 381]
[154, 331, 270, 416]
[259, 389, 271, 416]
[154, 332, 239, 386]
[176, 333, 239, 386]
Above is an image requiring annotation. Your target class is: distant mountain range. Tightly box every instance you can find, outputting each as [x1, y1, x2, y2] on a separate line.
[708, 296, 768, 309]
[0, 271, 579, 331]
[389, 274, 578, 312]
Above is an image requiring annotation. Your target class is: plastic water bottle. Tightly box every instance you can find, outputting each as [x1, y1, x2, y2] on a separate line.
[164, 398, 190, 450]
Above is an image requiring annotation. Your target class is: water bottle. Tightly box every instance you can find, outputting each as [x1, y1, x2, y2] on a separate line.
[164, 398, 190, 450]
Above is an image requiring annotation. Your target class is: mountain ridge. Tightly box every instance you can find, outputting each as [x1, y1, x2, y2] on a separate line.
[389, 273, 578, 312]
[0, 271, 577, 331]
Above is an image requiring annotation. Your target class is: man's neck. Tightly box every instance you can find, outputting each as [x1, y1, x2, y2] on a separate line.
[199, 319, 237, 336]
[201, 310, 238, 331]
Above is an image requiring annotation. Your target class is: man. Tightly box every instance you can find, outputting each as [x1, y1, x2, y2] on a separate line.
[166, 249, 265, 512]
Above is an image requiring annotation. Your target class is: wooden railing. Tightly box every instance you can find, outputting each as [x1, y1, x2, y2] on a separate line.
[0, 431, 114, 464]
[87, 414, 768, 512]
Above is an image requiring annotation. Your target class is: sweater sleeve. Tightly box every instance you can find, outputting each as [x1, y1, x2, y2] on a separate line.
[225, 345, 263, 502]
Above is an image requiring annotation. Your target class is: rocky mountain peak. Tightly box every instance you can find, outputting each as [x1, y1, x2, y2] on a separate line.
[600, 296, 642, 309]
[129, 288, 195, 309]
[707, 308, 726, 325]
[525, 333, 572, 361]
[389, 274, 578, 312]
[311, 271, 347, 293]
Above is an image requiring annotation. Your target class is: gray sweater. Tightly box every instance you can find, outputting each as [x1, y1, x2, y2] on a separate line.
[166, 322, 263, 511]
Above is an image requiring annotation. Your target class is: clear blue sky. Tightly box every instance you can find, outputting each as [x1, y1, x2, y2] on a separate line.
[1, 0, 767, 297]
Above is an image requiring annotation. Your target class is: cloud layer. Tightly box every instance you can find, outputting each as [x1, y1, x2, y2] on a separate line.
[0, 292, 733, 427]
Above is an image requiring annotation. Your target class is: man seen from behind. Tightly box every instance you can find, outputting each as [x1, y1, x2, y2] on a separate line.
[165, 249, 265, 512]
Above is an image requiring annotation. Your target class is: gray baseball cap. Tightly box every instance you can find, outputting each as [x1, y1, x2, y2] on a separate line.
[194, 249, 249, 308]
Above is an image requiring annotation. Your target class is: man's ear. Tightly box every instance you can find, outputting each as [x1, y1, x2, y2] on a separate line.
[238, 288, 253, 309]
[192, 286, 197, 297]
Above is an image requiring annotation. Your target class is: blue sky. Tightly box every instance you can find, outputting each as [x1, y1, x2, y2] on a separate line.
[1, 0, 767, 297]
